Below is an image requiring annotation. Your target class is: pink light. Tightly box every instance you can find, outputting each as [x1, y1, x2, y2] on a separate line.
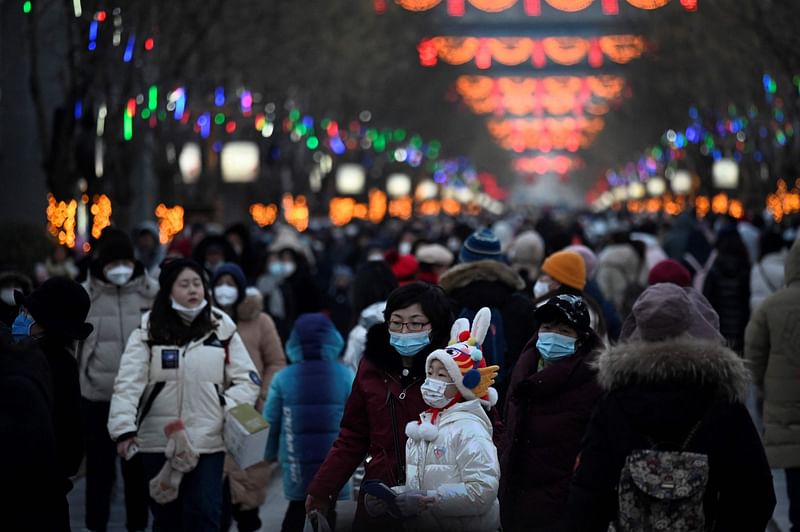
[447, 0, 465, 16]
[601, 0, 619, 15]
[524, 0, 541, 15]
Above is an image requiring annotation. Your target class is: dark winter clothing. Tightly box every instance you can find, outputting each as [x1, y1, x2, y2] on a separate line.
[0, 338, 66, 531]
[703, 253, 751, 353]
[439, 260, 536, 404]
[584, 279, 621, 341]
[500, 332, 602, 531]
[307, 322, 431, 531]
[568, 335, 776, 532]
[0, 270, 32, 327]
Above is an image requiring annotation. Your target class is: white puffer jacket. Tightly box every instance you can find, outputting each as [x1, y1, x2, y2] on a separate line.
[342, 301, 386, 373]
[399, 399, 500, 532]
[749, 250, 786, 311]
[107, 308, 259, 453]
[79, 272, 158, 401]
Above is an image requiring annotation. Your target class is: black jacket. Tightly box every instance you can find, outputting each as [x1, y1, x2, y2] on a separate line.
[702, 253, 751, 352]
[569, 336, 776, 532]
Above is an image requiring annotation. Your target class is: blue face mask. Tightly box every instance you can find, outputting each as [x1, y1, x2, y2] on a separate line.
[390, 330, 431, 357]
[536, 331, 577, 361]
[12, 312, 36, 341]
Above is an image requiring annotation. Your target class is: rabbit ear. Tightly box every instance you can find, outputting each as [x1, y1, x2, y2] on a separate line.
[470, 307, 492, 345]
[450, 318, 470, 344]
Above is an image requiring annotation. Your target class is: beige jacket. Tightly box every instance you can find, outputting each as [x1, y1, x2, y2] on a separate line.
[107, 308, 259, 453]
[224, 288, 287, 509]
[745, 238, 800, 468]
[79, 271, 158, 401]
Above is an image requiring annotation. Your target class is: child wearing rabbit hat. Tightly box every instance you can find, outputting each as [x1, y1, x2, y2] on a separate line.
[365, 307, 501, 531]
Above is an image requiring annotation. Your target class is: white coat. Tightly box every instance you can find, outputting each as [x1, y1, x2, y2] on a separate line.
[400, 399, 500, 532]
[342, 301, 386, 373]
[749, 250, 786, 311]
[107, 308, 259, 453]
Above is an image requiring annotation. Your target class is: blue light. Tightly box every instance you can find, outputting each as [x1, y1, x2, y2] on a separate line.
[213, 141, 222, 153]
[688, 107, 699, 120]
[198, 113, 211, 138]
[712, 149, 722, 160]
[74, 100, 83, 119]
[88, 41, 96, 51]
[174, 88, 186, 120]
[675, 133, 687, 148]
[754, 151, 763, 162]
[302, 116, 314, 129]
[330, 136, 346, 155]
[123, 35, 135, 63]
[685, 126, 699, 143]
[734, 152, 742, 162]
[214, 87, 225, 107]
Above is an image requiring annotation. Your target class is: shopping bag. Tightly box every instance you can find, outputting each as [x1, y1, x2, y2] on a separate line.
[303, 510, 332, 532]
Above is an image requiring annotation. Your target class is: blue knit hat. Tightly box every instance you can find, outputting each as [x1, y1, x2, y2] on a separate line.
[211, 262, 247, 304]
[459, 228, 504, 263]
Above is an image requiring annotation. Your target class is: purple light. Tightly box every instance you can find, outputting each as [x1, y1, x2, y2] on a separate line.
[198, 113, 211, 138]
[74, 100, 83, 119]
[173, 88, 186, 120]
[330, 137, 346, 155]
[241, 90, 252, 113]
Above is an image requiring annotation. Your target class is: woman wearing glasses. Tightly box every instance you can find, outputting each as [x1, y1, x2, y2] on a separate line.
[305, 282, 452, 531]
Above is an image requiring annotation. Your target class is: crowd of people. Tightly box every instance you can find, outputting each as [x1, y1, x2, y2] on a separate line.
[0, 209, 797, 532]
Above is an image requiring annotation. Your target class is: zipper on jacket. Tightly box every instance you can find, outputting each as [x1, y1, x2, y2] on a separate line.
[117, 286, 125, 354]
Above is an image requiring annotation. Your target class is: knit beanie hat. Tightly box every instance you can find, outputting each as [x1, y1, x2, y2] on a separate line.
[459, 229, 504, 263]
[541, 250, 586, 290]
[406, 307, 499, 442]
[509, 230, 545, 269]
[535, 294, 591, 336]
[415, 244, 454, 267]
[17, 277, 94, 340]
[385, 250, 419, 285]
[564, 244, 598, 279]
[96, 227, 135, 268]
[211, 262, 247, 304]
[648, 259, 692, 287]
[620, 283, 723, 342]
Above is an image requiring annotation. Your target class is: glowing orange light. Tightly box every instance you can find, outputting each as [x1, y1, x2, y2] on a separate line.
[90, 194, 112, 239]
[368, 189, 388, 224]
[695, 196, 710, 218]
[625, 0, 668, 9]
[46, 194, 78, 248]
[249, 203, 278, 227]
[418, 199, 442, 216]
[544, 0, 593, 11]
[155, 204, 184, 244]
[396, 0, 443, 10]
[282, 194, 309, 232]
[441, 198, 462, 215]
[469, 0, 518, 11]
[389, 196, 413, 220]
[599, 35, 646, 64]
[541, 37, 590, 65]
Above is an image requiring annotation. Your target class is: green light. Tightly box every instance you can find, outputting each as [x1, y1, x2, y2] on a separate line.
[306, 136, 319, 150]
[148, 86, 158, 111]
[321, 118, 330, 129]
[366, 129, 377, 141]
[296, 124, 308, 136]
[23, 1, 31, 13]
[411, 135, 423, 149]
[374, 137, 386, 152]
[652, 147, 663, 159]
[157, 110, 167, 121]
[141, 109, 151, 119]
[289, 109, 300, 122]
[123, 112, 133, 141]
[214, 113, 225, 125]
[429, 139, 442, 151]
[394, 128, 406, 142]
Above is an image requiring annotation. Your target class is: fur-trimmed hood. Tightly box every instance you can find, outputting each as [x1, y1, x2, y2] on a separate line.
[439, 260, 525, 293]
[236, 287, 263, 322]
[594, 335, 750, 403]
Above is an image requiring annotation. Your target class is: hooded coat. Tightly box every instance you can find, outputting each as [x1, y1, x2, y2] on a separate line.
[399, 399, 500, 532]
[263, 313, 354, 501]
[307, 322, 431, 531]
[702, 251, 751, 352]
[500, 332, 602, 531]
[568, 335, 775, 531]
[79, 265, 158, 401]
[224, 288, 287, 509]
[439, 260, 536, 401]
[745, 238, 800, 468]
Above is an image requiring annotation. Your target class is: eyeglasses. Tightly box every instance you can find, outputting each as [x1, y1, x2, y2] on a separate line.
[388, 320, 430, 332]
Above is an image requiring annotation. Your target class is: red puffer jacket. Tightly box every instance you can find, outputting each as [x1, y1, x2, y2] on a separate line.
[307, 323, 431, 531]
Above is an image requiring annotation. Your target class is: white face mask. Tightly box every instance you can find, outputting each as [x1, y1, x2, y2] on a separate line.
[214, 285, 239, 307]
[105, 265, 134, 286]
[533, 280, 551, 300]
[171, 297, 208, 323]
[282, 261, 296, 277]
[1, 287, 19, 306]
[421, 377, 454, 409]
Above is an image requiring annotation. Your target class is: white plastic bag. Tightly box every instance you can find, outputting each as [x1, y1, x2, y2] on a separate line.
[303, 510, 332, 532]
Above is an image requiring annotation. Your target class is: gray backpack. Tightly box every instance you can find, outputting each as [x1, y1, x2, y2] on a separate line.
[612, 421, 709, 532]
